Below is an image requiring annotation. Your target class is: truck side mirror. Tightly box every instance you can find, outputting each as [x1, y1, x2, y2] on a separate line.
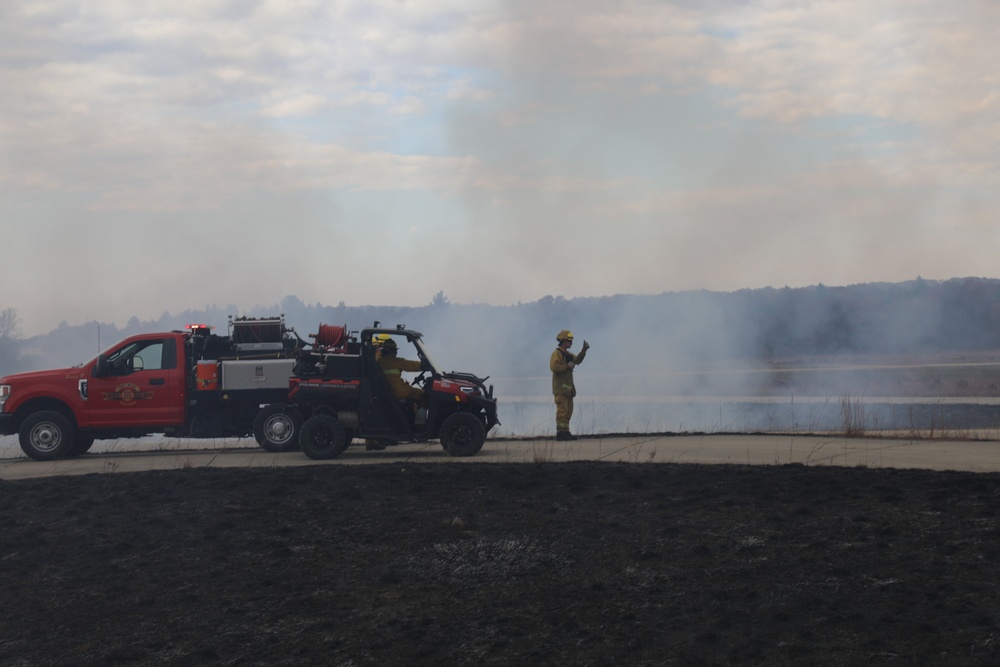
[93, 355, 109, 378]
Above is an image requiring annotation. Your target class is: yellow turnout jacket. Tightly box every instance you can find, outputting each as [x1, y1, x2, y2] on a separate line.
[378, 355, 424, 399]
[550, 346, 587, 398]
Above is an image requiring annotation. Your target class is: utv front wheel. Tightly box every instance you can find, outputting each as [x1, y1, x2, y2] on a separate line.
[440, 412, 486, 457]
[299, 415, 349, 460]
[254, 404, 302, 452]
[19, 410, 76, 461]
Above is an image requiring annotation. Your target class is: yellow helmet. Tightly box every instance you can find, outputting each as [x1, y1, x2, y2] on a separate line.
[556, 330, 574, 342]
[372, 333, 391, 346]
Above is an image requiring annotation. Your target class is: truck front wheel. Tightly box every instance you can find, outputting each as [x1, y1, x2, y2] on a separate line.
[440, 412, 486, 457]
[299, 415, 348, 460]
[19, 411, 76, 461]
[253, 405, 302, 452]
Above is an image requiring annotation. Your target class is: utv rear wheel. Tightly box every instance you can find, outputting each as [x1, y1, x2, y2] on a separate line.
[440, 412, 486, 457]
[19, 410, 76, 461]
[299, 415, 348, 460]
[253, 404, 302, 452]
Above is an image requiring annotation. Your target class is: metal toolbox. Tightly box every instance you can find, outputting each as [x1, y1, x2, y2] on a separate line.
[220, 359, 295, 390]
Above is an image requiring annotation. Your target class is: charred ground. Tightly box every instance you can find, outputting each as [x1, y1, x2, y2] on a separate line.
[3, 461, 1000, 666]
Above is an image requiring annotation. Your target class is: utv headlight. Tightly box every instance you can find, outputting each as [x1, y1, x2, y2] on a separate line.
[0, 385, 10, 411]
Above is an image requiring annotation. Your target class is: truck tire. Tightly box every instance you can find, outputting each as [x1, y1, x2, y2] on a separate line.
[439, 412, 486, 457]
[299, 415, 348, 460]
[253, 405, 302, 452]
[19, 410, 76, 461]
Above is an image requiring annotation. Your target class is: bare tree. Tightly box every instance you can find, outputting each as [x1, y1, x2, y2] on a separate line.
[0, 307, 20, 340]
[0, 307, 20, 374]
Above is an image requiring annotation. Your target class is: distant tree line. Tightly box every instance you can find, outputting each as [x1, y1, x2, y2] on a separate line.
[8, 277, 1000, 378]
[0, 307, 22, 376]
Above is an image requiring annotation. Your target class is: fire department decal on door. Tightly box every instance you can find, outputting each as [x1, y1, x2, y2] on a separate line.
[101, 383, 154, 406]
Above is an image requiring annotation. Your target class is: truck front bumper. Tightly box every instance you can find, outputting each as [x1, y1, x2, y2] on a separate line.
[474, 397, 500, 431]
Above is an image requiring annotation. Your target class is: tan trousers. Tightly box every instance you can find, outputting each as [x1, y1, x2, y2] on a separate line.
[554, 395, 574, 432]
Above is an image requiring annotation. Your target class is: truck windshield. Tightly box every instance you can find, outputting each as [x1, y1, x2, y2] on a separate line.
[413, 338, 440, 374]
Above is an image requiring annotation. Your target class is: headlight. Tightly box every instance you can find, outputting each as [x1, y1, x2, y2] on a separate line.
[460, 386, 479, 395]
[0, 385, 10, 411]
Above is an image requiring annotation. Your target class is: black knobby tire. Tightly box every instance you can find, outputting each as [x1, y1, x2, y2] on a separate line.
[439, 411, 486, 457]
[19, 410, 76, 461]
[253, 404, 303, 452]
[299, 415, 348, 460]
[68, 434, 96, 458]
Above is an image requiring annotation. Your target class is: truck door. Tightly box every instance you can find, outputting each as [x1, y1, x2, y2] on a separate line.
[87, 336, 186, 427]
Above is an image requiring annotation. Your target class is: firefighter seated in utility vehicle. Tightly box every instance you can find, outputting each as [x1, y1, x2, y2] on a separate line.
[376, 338, 428, 408]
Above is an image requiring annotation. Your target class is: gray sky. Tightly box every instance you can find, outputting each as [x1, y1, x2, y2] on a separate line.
[3, 0, 999, 337]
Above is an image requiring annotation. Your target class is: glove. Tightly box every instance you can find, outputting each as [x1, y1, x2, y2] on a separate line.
[582, 340, 590, 351]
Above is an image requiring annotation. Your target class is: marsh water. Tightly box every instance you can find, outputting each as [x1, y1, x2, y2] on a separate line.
[490, 394, 1000, 438]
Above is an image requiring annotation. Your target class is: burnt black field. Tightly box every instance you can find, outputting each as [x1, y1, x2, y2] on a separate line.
[4, 462, 1000, 666]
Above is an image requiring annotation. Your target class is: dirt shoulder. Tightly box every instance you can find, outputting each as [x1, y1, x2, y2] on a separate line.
[5, 433, 1000, 481]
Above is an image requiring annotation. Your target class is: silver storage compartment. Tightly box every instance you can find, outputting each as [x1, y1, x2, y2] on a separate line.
[221, 359, 295, 390]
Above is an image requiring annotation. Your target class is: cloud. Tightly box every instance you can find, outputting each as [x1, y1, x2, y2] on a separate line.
[2, 1, 1000, 337]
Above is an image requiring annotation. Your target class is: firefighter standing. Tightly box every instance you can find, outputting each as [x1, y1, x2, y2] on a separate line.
[550, 330, 589, 441]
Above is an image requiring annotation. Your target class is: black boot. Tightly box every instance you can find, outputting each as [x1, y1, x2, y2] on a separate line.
[556, 431, 577, 441]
